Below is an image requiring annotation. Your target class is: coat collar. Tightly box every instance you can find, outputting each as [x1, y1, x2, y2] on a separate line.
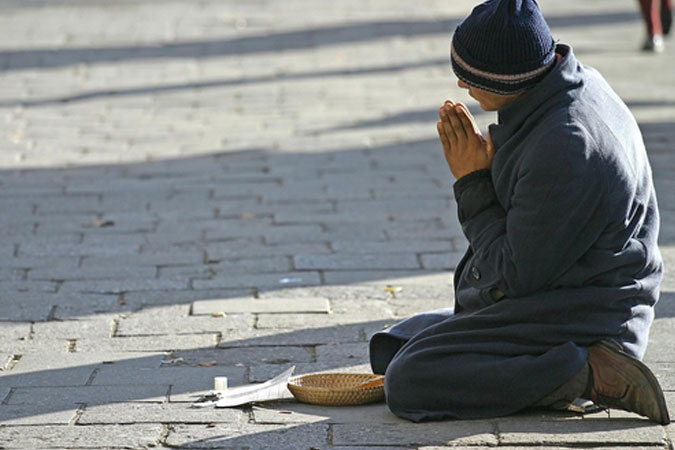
[488, 44, 584, 148]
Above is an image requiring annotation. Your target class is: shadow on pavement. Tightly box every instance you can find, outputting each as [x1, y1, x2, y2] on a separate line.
[0, 139, 672, 440]
[0, 4, 671, 443]
[0, 58, 450, 108]
[313, 106, 489, 135]
[0, 10, 640, 72]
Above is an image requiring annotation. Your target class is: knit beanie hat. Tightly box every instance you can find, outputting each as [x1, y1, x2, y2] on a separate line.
[451, 0, 556, 95]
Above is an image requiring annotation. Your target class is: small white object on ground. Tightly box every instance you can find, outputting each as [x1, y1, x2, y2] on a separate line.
[214, 376, 228, 391]
[215, 366, 295, 407]
[191, 367, 295, 408]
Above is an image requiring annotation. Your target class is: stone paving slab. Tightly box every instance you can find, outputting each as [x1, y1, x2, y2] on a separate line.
[667, 420, 675, 450]
[294, 253, 422, 270]
[4, 256, 77, 272]
[272, 228, 386, 247]
[332, 421, 498, 447]
[77, 402, 244, 425]
[7, 385, 169, 406]
[315, 342, 369, 365]
[251, 403, 403, 425]
[644, 317, 675, 363]
[0, 363, 93, 389]
[420, 252, 464, 270]
[217, 326, 365, 348]
[74, 334, 217, 353]
[29, 265, 157, 281]
[165, 423, 329, 449]
[192, 271, 322, 290]
[322, 270, 452, 286]
[51, 295, 133, 320]
[0, 404, 78, 425]
[192, 297, 330, 314]
[123, 288, 254, 307]
[0, 354, 12, 371]
[0, 322, 30, 341]
[0, 338, 70, 355]
[255, 313, 393, 331]
[666, 392, 675, 416]
[416, 448, 642, 450]
[120, 303, 191, 319]
[9, 352, 166, 373]
[496, 419, 667, 446]
[656, 288, 675, 316]
[0, 424, 163, 449]
[0, 280, 57, 294]
[330, 239, 453, 254]
[31, 318, 115, 340]
[209, 255, 295, 275]
[205, 241, 331, 260]
[115, 314, 253, 336]
[82, 251, 205, 268]
[58, 278, 190, 294]
[172, 346, 315, 368]
[90, 366, 247, 403]
[328, 447, 413, 450]
[255, 285, 394, 302]
[0, 299, 51, 322]
[17, 241, 141, 258]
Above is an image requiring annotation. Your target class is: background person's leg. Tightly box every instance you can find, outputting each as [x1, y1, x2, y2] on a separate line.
[638, 0, 665, 50]
[638, 0, 659, 35]
[661, 0, 673, 35]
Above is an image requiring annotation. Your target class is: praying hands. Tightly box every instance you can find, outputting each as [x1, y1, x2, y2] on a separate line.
[436, 100, 494, 180]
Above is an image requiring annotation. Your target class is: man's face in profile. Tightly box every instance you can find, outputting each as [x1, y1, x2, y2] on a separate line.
[457, 79, 520, 111]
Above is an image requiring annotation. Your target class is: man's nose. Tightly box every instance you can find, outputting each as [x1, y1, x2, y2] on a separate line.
[457, 79, 469, 89]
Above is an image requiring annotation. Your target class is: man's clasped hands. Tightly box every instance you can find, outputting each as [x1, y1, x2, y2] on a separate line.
[436, 101, 494, 180]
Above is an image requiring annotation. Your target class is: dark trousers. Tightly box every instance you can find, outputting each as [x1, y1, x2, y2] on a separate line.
[369, 290, 646, 422]
[375, 319, 588, 421]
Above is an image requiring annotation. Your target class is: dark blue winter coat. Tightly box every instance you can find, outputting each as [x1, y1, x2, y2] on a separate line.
[369, 44, 663, 421]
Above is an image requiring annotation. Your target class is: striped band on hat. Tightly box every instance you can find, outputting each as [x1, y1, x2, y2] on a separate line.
[451, 41, 555, 95]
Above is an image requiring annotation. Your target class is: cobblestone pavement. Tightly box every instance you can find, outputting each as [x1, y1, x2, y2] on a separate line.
[0, 0, 674, 448]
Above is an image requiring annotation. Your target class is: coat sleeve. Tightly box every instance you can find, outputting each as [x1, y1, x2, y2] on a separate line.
[453, 128, 609, 298]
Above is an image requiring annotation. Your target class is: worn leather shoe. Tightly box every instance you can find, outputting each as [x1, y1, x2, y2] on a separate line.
[588, 340, 670, 425]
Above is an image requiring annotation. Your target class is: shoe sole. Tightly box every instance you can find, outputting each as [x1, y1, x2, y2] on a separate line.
[595, 340, 670, 425]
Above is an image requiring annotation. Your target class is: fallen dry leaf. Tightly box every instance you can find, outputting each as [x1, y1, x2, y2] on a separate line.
[199, 361, 217, 367]
[88, 219, 115, 228]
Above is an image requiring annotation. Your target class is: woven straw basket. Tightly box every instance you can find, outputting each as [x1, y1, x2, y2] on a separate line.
[287, 373, 385, 406]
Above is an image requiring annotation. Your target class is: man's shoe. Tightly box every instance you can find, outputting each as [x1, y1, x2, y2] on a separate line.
[588, 340, 670, 425]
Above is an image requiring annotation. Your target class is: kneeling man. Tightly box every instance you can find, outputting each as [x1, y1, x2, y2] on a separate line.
[370, 0, 670, 425]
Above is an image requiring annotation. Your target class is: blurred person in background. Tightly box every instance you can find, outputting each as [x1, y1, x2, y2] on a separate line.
[638, 0, 672, 51]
